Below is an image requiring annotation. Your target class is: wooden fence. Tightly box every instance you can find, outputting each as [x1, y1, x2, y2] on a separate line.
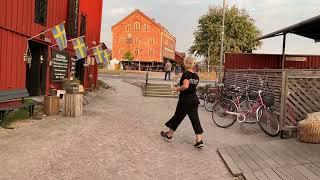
[223, 69, 320, 130]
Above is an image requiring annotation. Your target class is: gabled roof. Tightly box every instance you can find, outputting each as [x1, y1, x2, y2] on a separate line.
[175, 51, 186, 59]
[111, 9, 161, 30]
[257, 15, 320, 41]
[111, 9, 175, 39]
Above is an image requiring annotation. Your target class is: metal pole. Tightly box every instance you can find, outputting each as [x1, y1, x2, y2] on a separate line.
[207, 46, 210, 77]
[219, 0, 226, 83]
[281, 33, 287, 69]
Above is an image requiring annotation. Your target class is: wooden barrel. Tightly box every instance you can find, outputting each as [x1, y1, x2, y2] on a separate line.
[44, 96, 60, 116]
[64, 94, 83, 117]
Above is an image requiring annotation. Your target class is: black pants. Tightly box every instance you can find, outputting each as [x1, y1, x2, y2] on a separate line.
[165, 94, 204, 134]
[164, 71, 171, 80]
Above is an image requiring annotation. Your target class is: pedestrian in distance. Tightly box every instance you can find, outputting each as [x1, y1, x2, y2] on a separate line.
[174, 64, 181, 76]
[161, 56, 204, 148]
[164, 61, 172, 81]
[173, 64, 182, 85]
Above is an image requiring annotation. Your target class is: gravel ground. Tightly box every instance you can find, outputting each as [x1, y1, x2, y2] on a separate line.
[0, 77, 279, 180]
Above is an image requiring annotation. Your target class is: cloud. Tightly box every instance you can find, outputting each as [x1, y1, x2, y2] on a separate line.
[177, 0, 201, 6]
[101, 0, 320, 54]
[108, 7, 134, 17]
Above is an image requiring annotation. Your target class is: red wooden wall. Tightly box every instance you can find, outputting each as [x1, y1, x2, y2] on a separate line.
[225, 53, 320, 69]
[0, 0, 103, 91]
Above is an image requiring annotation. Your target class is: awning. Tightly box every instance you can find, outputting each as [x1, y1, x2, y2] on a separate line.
[257, 15, 320, 41]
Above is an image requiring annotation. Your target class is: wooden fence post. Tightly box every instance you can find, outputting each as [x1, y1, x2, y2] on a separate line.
[280, 70, 288, 131]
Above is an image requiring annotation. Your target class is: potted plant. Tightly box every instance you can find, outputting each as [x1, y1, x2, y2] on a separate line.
[66, 78, 80, 94]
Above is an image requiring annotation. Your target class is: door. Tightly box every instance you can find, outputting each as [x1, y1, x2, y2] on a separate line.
[26, 41, 48, 96]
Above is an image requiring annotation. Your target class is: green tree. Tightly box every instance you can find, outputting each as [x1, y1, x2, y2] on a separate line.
[189, 5, 262, 65]
[123, 51, 134, 63]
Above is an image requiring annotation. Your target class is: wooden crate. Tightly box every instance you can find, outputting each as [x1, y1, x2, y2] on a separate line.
[64, 94, 83, 117]
[44, 96, 60, 116]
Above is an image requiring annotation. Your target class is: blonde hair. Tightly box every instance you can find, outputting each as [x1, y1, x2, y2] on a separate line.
[184, 56, 195, 70]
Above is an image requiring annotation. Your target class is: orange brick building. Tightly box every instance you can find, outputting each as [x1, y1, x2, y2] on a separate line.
[111, 9, 176, 70]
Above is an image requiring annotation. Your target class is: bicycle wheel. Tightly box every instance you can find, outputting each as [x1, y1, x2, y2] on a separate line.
[258, 106, 280, 137]
[197, 92, 205, 107]
[205, 93, 219, 112]
[212, 98, 237, 128]
[239, 100, 257, 124]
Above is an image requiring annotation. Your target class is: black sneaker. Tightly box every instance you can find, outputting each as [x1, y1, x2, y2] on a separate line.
[161, 131, 173, 141]
[194, 140, 204, 148]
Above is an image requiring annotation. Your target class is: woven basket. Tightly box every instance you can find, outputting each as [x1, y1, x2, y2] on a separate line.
[297, 120, 320, 144]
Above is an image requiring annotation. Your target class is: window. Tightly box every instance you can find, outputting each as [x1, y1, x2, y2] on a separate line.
[134, 38, 139, 44]
[125, 24, 131, 32]
[119, 37, 126, 43]
[144, 24, 150, 31]
[149, 37, 155, 44]
[134, 49, 140, 55]
[148, 49, 154, 56]
[34, 0, 48, 25]
[134, 22, 141, 31]
[80, 14, 87, 36]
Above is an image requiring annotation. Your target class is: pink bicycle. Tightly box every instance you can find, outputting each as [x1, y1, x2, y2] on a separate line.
[212, 89, 280, 137]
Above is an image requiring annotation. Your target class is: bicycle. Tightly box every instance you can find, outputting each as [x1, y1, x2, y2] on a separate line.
[196, 89, 206, 107]
[204, 83, 224, 112]
[204, 84, 255, 114]
[212, 89, 280, 137]
[196, 84, 216, 107]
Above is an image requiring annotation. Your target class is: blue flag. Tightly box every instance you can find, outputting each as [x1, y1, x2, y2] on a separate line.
[72, 37, 87, 59]
[51, 23, 67, 50]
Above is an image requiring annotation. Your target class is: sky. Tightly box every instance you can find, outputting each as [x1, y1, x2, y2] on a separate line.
[100, 0, 320, 56]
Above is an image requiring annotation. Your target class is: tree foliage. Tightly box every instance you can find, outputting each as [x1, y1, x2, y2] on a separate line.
[189, 5, 262, 65]
[123, 51, 134, 61]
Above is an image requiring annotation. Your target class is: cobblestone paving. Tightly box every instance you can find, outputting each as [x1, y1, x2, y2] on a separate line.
[0, 78, 278, 180]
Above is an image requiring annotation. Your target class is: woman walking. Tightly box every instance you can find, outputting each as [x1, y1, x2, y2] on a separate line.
[161, 56, 204, 148]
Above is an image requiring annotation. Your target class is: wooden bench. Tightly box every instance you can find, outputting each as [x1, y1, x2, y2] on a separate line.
[0, 89, 41, 129]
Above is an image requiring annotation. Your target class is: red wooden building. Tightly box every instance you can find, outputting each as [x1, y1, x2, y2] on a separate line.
[225, 53, 320, 70]
[0, 0, 103, 96]
[225, 15, 320, 70]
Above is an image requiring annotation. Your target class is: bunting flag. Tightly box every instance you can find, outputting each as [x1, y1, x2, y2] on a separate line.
[93, 45, 107, 65]
[51, 23, 67, 50]
[103, 49, 110, 65]
[72, 37, 87, 59]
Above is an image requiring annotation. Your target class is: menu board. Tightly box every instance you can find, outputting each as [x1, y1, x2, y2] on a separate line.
[51, 51, 69, 81]
[70, 57, 76, 76]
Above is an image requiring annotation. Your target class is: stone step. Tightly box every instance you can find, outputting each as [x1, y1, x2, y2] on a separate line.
[145, 87, 172, 91]
[145, 91, 174, 95]
[146, 86, 171, 90]
[145, 93, 178, 98]
[146, 84, 171, 87]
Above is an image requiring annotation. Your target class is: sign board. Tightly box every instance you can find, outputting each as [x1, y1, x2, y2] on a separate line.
[67, 0, 80, 37]
[70, 57, 77, 76]
[51, 51, 69, 81]
[286, 56, 307, 62]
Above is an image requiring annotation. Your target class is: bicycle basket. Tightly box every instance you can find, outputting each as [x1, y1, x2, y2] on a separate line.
[221, 90, 233, 100]
[263, 95, 275, 107]
[249, 92, 258, 100]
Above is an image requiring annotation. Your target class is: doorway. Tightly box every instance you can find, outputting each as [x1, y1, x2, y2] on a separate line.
[26, 41, 48, 96]
[75, 58, 85, 85]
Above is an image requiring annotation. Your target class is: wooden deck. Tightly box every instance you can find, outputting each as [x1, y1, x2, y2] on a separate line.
[218, 140, 320, 180]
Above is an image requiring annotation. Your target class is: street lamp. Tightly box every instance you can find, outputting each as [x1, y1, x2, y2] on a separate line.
[219, 0, 226, 83]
